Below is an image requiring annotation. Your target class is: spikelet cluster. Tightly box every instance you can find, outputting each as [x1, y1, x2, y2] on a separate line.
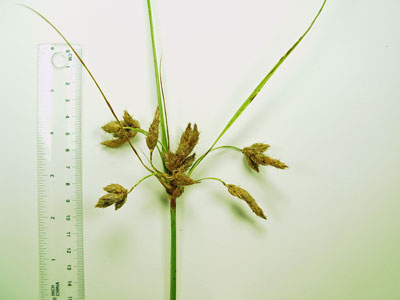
[161, 124, 200, 197]
[146, 107, 160, 153]
[97, 110, 286, 220]
[242, 143, 288, 172]
[101, 111, 140, 148]
[163, 124, 199, 172]
[96, 184, 128, 210]
[224, 183, 266, 219]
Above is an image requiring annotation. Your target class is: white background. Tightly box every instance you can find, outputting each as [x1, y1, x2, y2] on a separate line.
[1, 0, 400, 299]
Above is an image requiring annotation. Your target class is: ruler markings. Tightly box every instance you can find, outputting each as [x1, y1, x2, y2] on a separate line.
[37, 43, 85, 300]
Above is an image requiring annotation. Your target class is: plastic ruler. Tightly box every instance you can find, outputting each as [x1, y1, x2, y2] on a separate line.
[37, 43, 85, 300]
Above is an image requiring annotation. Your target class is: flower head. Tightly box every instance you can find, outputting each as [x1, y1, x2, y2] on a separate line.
[163, 123, 199, 172]
[225, 183, 266, 219]
[96, 184, 128, 210]
[101, 111, 140, 148]
[146, 107, 160, 152]
[242, 143, 288, 172]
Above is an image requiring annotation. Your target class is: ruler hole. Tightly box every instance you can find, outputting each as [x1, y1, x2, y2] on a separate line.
[52, 52, 68, 69]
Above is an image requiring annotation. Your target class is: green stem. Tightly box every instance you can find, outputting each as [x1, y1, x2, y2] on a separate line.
[127, 173, 155, 193]
[197, 177, 226, 185]
[170, 198, 177, 300]
[190, 146, 242, 175]
[146, 0, 168, 151]
[210, 145, 242, 152]
[146, 4, 176, 298]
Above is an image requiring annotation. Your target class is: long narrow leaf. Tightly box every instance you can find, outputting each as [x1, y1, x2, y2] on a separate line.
[146, 0, 169, 152]
[214, 0, 326, 147]
[189, 0, 326, 174]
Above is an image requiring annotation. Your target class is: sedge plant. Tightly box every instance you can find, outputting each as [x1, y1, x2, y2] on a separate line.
[21, 1, 326, 299]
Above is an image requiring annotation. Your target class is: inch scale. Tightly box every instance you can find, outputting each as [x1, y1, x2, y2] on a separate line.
[37, 44, 85, 300]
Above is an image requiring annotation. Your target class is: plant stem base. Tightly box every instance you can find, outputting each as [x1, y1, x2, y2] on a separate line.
[170, 197, 177, 300]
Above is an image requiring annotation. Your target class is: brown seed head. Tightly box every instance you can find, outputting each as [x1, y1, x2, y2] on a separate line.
[103, 184, 126, 194]
[101, 111, 140, 148]
[170, 172, 199, 186]
[225, 184, 266, 219]
[242, 143, 287, 172]
[102, 121, 122, 134]
[256, 154, 288, 169]
[171, 186, 185, 199]
[101, 138, 127, 148]
[176, 123, 199, 160]
[146, 107, 160, 152]
[177, 153, 196, 173]
[162, 152, 180, 172]
[123, 111, 140, 128]
[249, 143, 270, 152]
[96, 183, 128, 210]
[162, 124, 199, 172]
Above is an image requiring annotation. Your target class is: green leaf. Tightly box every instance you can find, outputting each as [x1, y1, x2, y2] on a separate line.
[189, 0, 326, 175]
[146, 0, 169, 152]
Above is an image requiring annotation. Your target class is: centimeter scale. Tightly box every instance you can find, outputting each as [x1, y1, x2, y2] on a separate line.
[37, 44, 85, 300]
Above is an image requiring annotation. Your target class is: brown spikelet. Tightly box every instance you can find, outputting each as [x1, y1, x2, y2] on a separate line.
[101, 111, 141, 147]
[146, 107, 160, 152]
[257, 155, 288, 169]
[114, 196, 128, 210]
[96, 194, 117, 208]
[101, 138, 127, 148]
[177, 153, 196, 173]
[171, 186, 185, 199]
[162, 124, 199, 172]
[225, 184, 266, 219]
[123, 111, 140, 128]
[96, 184, 128, 210]
[162, 152, 180, 172]
[102, 121, 122, 134]
[125, 127, 138, 139]
[242, 143, 287, 172]
[103, 184, 126, 194]
[250, 143, 270, 152]
[170, 172, 199, 186]
[245, 155, 260, 172]
[176, 123, 199, 160]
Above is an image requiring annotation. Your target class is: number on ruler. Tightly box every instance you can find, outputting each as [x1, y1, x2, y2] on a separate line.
[38, 44, 84, 298]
